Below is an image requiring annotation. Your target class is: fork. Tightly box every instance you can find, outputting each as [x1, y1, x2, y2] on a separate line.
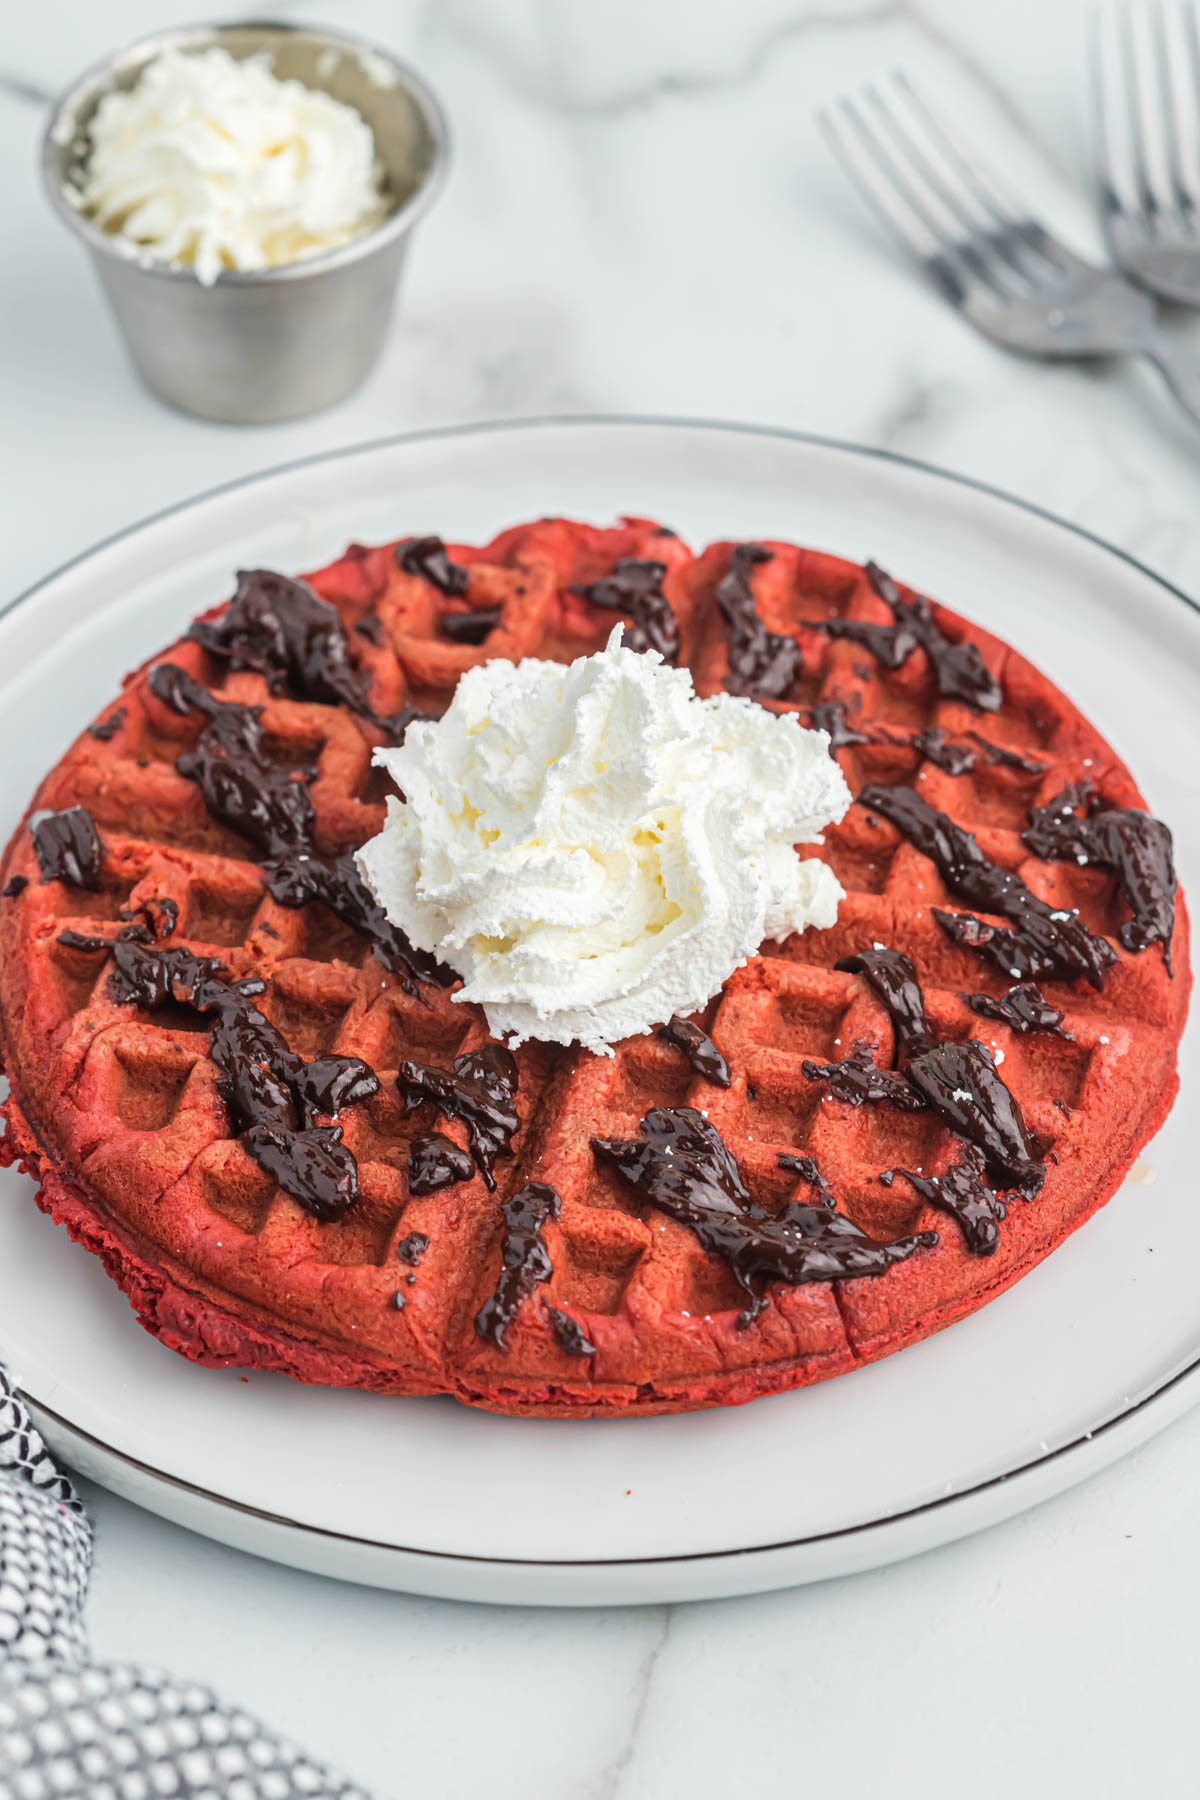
[1091, 0, 1200, 304]
[820, 71, 1200, 427]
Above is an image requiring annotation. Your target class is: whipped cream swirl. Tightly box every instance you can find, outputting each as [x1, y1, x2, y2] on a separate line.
[357, 628, 850, 1055]
[79, 47, 389, 285]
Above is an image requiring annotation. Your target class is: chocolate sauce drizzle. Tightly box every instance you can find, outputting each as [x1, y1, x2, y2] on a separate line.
[264, 852, 454, 995]
[572, 559, 680, 662]
[150, 664, 316, 860]
[396, 1231, 430, 1266]
[87, 707, 127, 742]
[859, 784, 1116, 990]
[881, 1145, 1004, 1256]
[440, 606, 503, 646]
[408, 1131, 474, 1195]
[909, 727, 978, 776]
[544, 1304, 596, 1357]
[151, 663, 450, 994]
[96, 939, 376, 1219]
[1023, 784, 1177, 970]
[964, 983, 1071, 1037]
[823, 562, 1002, 711]
[29, 807, 102, 890]
[187, 568, 411, 739]
[3, 875, 28, 898]
[714, 544, 802, 701]
[658, 1015, 731, 1086]
[834, 946, 1045, 1198]
[353, 614, 384, 646]
[395, 536, 471, 597]
[395, 1045, 520, 1191]
[475, 1182, 561, 1349]
[777, 1151, 837, 1208]
[801, 1040, 925, 1109]
[593, 1107, 936, 1329]
[966, 731, 1047, 775]
[802, 698, 873, 752]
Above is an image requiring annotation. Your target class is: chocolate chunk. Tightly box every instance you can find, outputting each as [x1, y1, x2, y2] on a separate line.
[572, 559, 680, 662]
[823, 562, 1002, 711]
[881, 1145, 1005, 1255]
[396, 1045, 520, 1190]
[56, 929, 111, 953]
[860, 783, 1115, 989]
[408, 1132, 474, 1195]
[802, 1040, 925, 1109]
[396, 1231, 431, 1266]
[594, 1108, 936, 1329]
[354, 614, 384, 645]
[28, 807, 102, 890]
[396, 536, 471, 597]
[2, 875, 28, 898]
[440, 606, 502, 646]
[714, 544, 801, 701]
[658, 1015, 731, 1086]
[1023, 784, 1176, 970]
[475, 1182, 562, 1349]
[964, 983, 1071, 1037]
[86, 707, 127, 742]
[103, 939, 376, 1220]
[545, 1304, 596, 1357]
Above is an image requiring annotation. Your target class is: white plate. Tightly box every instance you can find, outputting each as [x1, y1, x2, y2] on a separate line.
[1, 418, 1197, 1606]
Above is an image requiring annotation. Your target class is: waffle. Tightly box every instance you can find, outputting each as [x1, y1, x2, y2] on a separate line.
[0, 519, 1188, 1417]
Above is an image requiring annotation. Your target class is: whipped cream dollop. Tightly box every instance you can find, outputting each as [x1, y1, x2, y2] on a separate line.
[79, 47, 389, 285]
[357, 628, 850, 1056]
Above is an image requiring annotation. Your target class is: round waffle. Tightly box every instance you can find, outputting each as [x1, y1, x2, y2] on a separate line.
[0, 519, 1188, 1417]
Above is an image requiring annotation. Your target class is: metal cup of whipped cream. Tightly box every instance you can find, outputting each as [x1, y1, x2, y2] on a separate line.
[41, 22, 450, 424]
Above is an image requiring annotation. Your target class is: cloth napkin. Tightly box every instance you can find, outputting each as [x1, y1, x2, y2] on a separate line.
[0, 1365, 370, 1800]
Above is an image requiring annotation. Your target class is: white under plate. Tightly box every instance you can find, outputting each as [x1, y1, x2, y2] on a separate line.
[1, 418, 1196, 1606]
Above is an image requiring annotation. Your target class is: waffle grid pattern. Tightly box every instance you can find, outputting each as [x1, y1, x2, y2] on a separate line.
[0, 520, 1186, 1415]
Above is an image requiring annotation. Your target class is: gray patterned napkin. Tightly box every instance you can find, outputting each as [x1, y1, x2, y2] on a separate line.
[0, 1367, 371, 1800]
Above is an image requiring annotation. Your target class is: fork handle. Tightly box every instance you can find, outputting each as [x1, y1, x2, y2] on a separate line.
[1140, 338, 1200, 429]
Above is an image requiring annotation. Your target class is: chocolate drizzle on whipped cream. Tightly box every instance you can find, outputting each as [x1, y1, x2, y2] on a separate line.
[572, 559, 680, 662]
[658, 1015, 731, 1086]
[1023, 784, 1177, 970]
[395, 1046, 520, 1191]
[593, 1107, 936, 1328]
[823, 562, 1002, 711]
[78, 939, 376, 1218]
[834, 946, 1045, 1198]
[714, 544, 802, 700]
[475, 1182, 561, 1349]
[150, 663, 450, 994]
[29, 807, 103, 890]
[860, 784, 1116, 989]
[395, 536, 471, 597]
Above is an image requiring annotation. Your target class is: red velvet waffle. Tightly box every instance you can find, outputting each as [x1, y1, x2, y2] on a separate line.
[0, 519, 1187, 1417]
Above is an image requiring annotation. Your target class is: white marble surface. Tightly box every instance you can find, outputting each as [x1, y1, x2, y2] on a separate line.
[3, 0, 1200, 1793]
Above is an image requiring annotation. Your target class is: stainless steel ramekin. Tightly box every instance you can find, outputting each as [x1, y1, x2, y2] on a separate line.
[41, 20, 451, 424]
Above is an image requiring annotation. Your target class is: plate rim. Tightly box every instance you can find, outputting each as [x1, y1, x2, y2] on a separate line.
[7, 411, 1199, 1575]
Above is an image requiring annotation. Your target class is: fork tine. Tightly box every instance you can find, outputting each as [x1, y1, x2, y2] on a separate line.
[889, 71, 1079, 276]
[1090, 1, 1132, 217]
[1120, 1, 1165, 220]
[819, 100, 987, 304]
[862, 80, 1026, 290]
[1150, 0, 1191, 212]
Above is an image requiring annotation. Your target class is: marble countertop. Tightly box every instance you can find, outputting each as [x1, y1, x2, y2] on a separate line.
[4, 1, 1199, 1793]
